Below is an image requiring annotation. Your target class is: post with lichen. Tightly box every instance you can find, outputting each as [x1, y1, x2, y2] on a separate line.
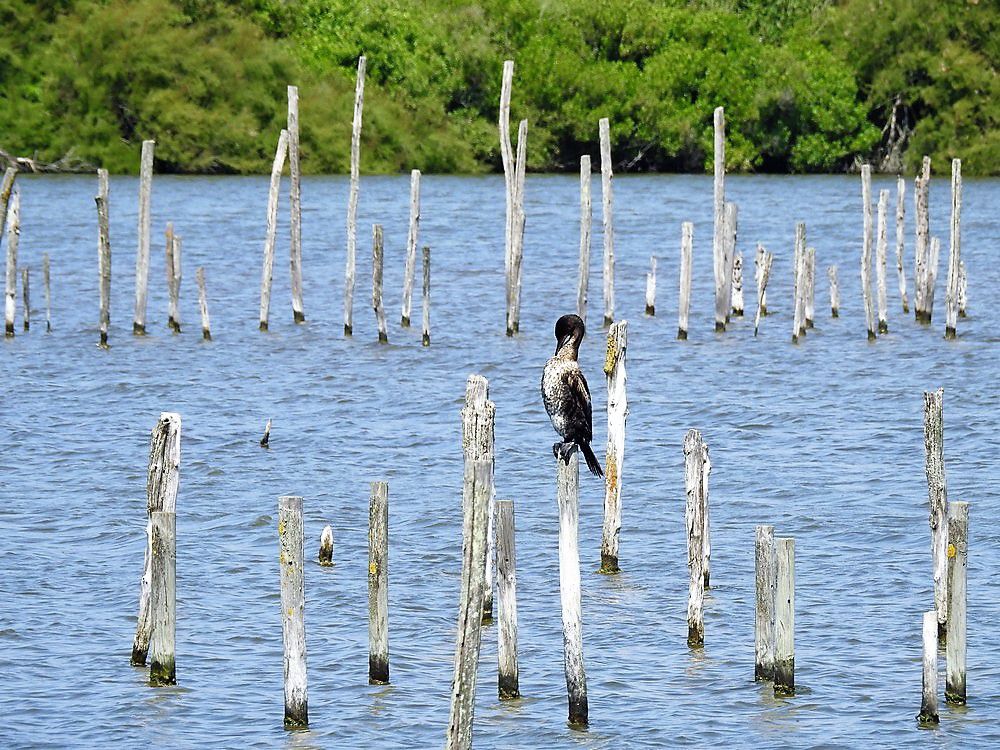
[368, 481, 389, 684]
[924, 388, 948, 636]
[601, 321, 627, 574]
[774, 537, 795, 696]
[945, 501, 968, 705]
[278, 495, 308, 729]
[678, 221, 693, 340]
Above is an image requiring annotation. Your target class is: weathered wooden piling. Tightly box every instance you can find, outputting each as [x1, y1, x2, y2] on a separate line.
[924, 388, 948, 635]
[165, 224, 176, 331]
[21, 266, 28, 331]
[755, 525, 776, 681]
[0, 167, 15, 241]
[318, 524, 334, 567]
[896, 176, 909, 313]
[828, 265, 840, 318]
[914, 157, 931, 322]
[599, 117, 614, 328]
[422, 246, 431, 346]
[507, 119, 527, 336]
[578, 155, 592, 321]
[918, 610, 939, 725]
[369, 481, 389, 684]
[42, 252, 50, 332]
[861, 165, 876, 340]
[731, 251, 744, 317]
[97, 169, 111, 348]
[945, 158, 962, 339]
[496, 499, 519, 700]
[926, 236, 941, 321]
[344, 57, 367, 336]
[804, 247, 816, 329]
[755, 243, 768, 317]
[946, 501, 968, 705]
[2, 169, 18, 336]
[148, 510, 176, 686]
[684, 429, 706, 646]
[132, 413, 181, 667]
[678, 221, 693, 340]
[196, 267, 210, 340]
[723, 202, 738, 324]
[462, 376, 495, 625]
[601, 321, 627, 574]
[287, 85, 304, 324]
[774, 537, 795, 696]
[876, 189, 890, 333]
[645, 257, 656, 316]
[278, 495, 308, 728]
[401, 169, 421, 327]
[713, 106, 726, 332]
[958, 260, 967, 318]
[792, 223, 806, 343]
[556, 451, 588, 726]
[259, 129, 288, 332]
[260, 418, 272, 448]
[134, 139, 155, 334]
[753, 247, 773, 337]
[372, 224, 388, 344]
[169, 233, 182, 333]
[499, 60, 514, 332]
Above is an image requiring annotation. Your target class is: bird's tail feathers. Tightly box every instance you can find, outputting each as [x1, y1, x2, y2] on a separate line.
[579, 440, 604, 478]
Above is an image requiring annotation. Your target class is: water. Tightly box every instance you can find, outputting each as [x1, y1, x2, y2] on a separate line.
[1, 173, 998, 748]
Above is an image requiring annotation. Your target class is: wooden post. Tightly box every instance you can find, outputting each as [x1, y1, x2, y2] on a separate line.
[924, 388, 948, 636]
[578, 155, 592, 321]
[701, 439, 711, 589]
[958, 260, 967, 318]
[684, 429, 705, 646]
[792, 222, 805, 343]
[96, 169, 111, 348]
[945, 158, 961, 339]
[945, 500, 968, 705]
[462, 376, 495, 625]
[804, 246, 816, 329]
[496, 499, 519, 700]
[499, 60, 514, 336]
[556, 451, 588, 726]
[344, 56, 366, 336]
[828, 265, 840, 318]
[318, 524, 334, 567]
[918, 610, 939, 724]
[713, 106, 726, 332]
[926, 236, 941, 322]
[508, 119, 527, 335]
[861, 165, 876, 340]
[876, 189, 890, 333]
[21, 266, 28, 331]
[287, 85, 304, 323]
[599, 117, 614, 328]
[165, 223, 176, 331]
[421, 246, 431, 346]
[724, 202, 738, 322]
[401, 169, 421, 327]
[196, 267, 210, 340]
[755, 243, 768, 316]
[677, 221, 693, 340]
[131, 413, 181, 666]
[42, 252, 50, 332]
[644, 256, 656, 316]
[260, 129, 288, 332]
[774, 537, 795, 696]
[368, 481, 389, 684]
[731, 251, 744, 317]
[0, 167, 15, 246]
[915, 157, 931, 322]
[170, 233, 182, 333]
[278, 495, 308, 728]
[601, 321, 627, 574]
[2, 170, 18, 337]
[134, 139, 155, 334]
[148, 510, 176, 686]
[755, 525, 776, 681]
[753, 248, 773, 337]
[896, 175, 909, 313]
[372, 224, 388, 343]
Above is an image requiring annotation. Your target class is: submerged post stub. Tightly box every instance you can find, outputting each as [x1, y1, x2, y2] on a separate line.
[318, 524, 334, 567]
[774, 537, 795, 696]
[278, 495, 308, 729]
[368, 480, 389, 685]
[260, 418, 272, 448]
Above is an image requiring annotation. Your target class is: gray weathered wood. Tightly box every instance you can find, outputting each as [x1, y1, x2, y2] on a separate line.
[422, 246, 431, 346]
[876, 189, 890, 333]
[792, 222, 806, 343]
[958, 260, 967, 318]
[372, 224, 388, 343]
[344, 57, 366, 335]
[557, 451, 588, 726]
[723, 202, 738, 323]
[462, 376, 495, 624]
[319, 524, 334, 567]
[196, 266, 210, 340]
[924, 388, 948, 635]
[599, 117, 614, 327]
[499, 60, 514, 336]
[601, 321, 627, 574]
[755, 525, 776, 681]
[97, 169, 111, 348]
[926, 235, 941, 322]
[645, 256, 656, 316]
[945, 500, 968, 705]
[508, 119, 528, 336]
[369, 481, 389, 684]
[678, 221, 693, 340]
[496, 499, 519, 700]
[804, 246, 816, 329]
[42, 252, 50, 332]
[896, 175, 909, 313]
[170, 233, 182, 333]
[731, 251, 744, 317]
[578, 155, 592, 321]
[684, 429, 706, 646]
[828, 265, 840, 318]
[774, 537, 795, 695]
[148, 510, 176, 686]
[259, 129, 288, 331]
[753, 247, 773, 337]
[914, 157, 931, 322]
[713, 106, 726, 332]
[918, 610, 939, 724]
[134, 139, 155, 334]
[701, 438, 711, 589]
[287, 85, 304, 323]
[755, 243, 768, 316]
[165, 223, 176, 331]
[861, 165, 876, 340]
[131, 412, 181, 667]
[0, 167, 15, 248]
[21, 266, 28, 331]
[401, 169, 421, 327]
[278, 495, 308, 728]
[2, 170, 17, 336]
[945, 158, 961, 339]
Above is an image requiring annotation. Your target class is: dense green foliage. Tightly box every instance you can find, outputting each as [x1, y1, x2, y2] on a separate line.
[0, 0, 995, 173]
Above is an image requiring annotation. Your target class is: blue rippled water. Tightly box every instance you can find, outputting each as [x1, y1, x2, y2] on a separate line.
[1, 172, 998, 748]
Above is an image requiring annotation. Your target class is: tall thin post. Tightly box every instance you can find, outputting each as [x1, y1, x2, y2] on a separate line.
[876, 189, 890, 333]
[165, 223, 176, 331]
[506, 119, 528, 335]
[861, 165, 876, 340]
[169, 233, 182, 333]
[828, 265, 840, 318]
[148, 510, 176, 686]
[21, 266, 29, 331]
[372, 224, 388, 343]
[196, 266, 210, 341]
[945, 501, 968, 705]
[713, 106, 726, 332]
[134, 139, 155, 334]
[42, 252, 50, 332]
[753, 248, 773, 337]
[926, 236, 941, 321]
[287, 85, 304, 323]
[924, 388, 948, 635]
[731, 252, 744, 317]
[601, 321, 627, 574]
[401, 169, 421, 327]
[499, 60, 514, 332]
[645, 257, 656, 316]
[496, 499, 519, 700]
[755, 525, 776, 681]
[4, 191, 19, 337]
[792, 223, 805, 343]
[774, 537, 795, 696]
[918, 610, 939, 724]
[724, 202, 738, 323]
[0, 167, 15, 247]
[958, 260, 967, 318]
[260, 129, 288, 332]
[462, 375, 495, 621]
[368, 481, 389, 684]
[599, 117, 614, 327]
[556, 451, 588, 726]
[896, 175, 909, 313]
[684, 429, 705, 647]
[96, 169, 111, 348]
[421, 246, 431, 346]
[678, 222, 693, 340]
[278, 495, 308, 729]
[804, 247, 816, 328]
[577, 155, 592, 321]
[755, 243, 768, 316]
[915, 157, 931, 322]
[945, 158, 962, 339]
[344, 56, 367, 336]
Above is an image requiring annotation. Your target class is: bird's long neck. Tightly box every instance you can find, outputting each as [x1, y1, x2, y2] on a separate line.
[555, 337, 580, 361]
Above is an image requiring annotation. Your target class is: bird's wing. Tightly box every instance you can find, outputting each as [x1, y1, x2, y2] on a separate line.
[563, 367, 594, 443]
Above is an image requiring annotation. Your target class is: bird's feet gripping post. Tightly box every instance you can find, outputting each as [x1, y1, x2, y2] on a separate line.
[552, 441, 578, 464]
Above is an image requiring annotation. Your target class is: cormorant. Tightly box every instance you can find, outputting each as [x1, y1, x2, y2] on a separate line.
[541, 314, 604, 477]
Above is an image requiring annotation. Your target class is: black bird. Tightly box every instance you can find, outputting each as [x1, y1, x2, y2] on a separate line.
[541, 314, 604, 477]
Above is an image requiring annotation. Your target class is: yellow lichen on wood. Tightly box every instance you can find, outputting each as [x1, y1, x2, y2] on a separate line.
[603, 335, 618, 375]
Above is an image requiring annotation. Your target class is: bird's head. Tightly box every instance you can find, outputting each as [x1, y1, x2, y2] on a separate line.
[554, 314, 585, 355]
